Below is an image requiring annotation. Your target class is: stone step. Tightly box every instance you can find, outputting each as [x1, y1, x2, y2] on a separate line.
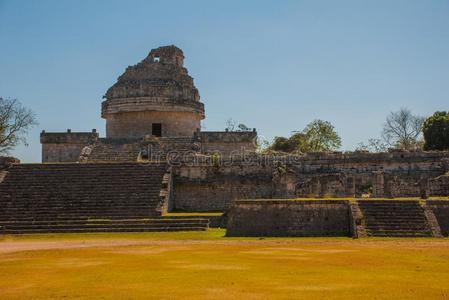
[359, 207, 423, 210]
[2, 222, 208, 230]
[1, 227, 207, 234]
[0, 219, 209, 225]
[365, 225, 429, 230]
[363, 217, 427, 221]
[0, 213, 159, 217]
[365, 231, 432, 237]
[0, 163, 169, 231]
[358, 200, 432, 237]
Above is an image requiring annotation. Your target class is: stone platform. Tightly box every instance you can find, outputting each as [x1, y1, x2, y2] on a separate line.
[226, 199, 449, 237]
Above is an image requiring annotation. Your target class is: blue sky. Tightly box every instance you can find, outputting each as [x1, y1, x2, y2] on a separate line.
[1, 0, 448, 162]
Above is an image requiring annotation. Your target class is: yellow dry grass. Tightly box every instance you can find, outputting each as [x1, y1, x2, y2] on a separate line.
[1, 229, 449, 299]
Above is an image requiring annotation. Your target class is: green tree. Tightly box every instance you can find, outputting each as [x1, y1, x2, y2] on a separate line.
[270, 135, 301, 153]
[269, 120, 341, 153]
[423, 111, 449, 151]
[300, 120, 341, 152]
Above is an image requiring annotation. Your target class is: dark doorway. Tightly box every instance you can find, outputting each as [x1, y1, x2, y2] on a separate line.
[152, 123, 162, 137]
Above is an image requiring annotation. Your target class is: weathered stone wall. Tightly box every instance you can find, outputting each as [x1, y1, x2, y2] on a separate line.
[226, 200, 351, 237]
[172, 163, 273, 211]
[429, 174, 449, 196]
[170, 152, 449, 212]
[199, 131, 257, 157]
[40, 131, 99, 163]
[105, 110, 201, 138]
[102, 45, 205, 140]
[280, 151, 449, 198]
[426, 200, 449, 236]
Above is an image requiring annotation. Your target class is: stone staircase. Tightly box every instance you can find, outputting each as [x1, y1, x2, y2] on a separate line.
[83, 139, 143, 162]
[0, 218, 209, 234]
[358, 200, 433, 237]
[82, 137, 198, 163]
[0, 163, 208, 234]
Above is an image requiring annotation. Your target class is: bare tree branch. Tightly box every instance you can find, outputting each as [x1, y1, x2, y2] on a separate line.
[0, 97, 38, 153]
[382, 108, 424, 151]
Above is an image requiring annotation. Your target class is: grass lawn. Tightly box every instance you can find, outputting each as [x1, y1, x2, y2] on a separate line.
[1, 229, 449, 299]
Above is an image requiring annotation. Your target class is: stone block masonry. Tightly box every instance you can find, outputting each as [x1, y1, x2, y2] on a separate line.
[226, 199, 449, 237]
[0, 163, 211, 234]
[226, 200, 352, 237]
[40, 130, 98, 162]
[171, 152, 449, 212]
[426, 200, 449, 236]
[102, 45, 204, 138]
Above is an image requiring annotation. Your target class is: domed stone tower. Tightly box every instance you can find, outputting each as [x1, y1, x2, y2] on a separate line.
[102, 45, 205, 138]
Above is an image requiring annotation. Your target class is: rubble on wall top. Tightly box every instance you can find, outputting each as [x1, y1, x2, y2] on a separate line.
[103, 45, 201, 104]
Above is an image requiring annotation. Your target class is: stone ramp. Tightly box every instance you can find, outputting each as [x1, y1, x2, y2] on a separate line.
[358, 200, 433, 237]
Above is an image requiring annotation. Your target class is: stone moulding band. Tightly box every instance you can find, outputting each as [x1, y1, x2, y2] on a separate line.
[101, 97, 205, 118]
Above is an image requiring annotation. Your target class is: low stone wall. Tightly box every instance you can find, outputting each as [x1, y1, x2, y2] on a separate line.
[199, 131, 257, 157]
[173, 174, 272, 211]
[429, 175, 449, 196]
[226, 200, 351, 237]
[172, 164, 273, 211]
[41, 130, 99, 162]
[171, 153, 449, 212]
[426, 200, 449, 237]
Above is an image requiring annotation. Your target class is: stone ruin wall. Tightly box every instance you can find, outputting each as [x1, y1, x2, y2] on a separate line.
[172, 151, 449, 212]
[40, 130, 258, 163]
[172, 162, 273, 211]
[426, 200, 449, 236]
[199, 131, 258, 157]
[225, 199, 449, 237]
[226, 200, 352, 237]
[105, 110, 202, 138]
[40, 131, 99, 163]
[102, 45, 205, 139]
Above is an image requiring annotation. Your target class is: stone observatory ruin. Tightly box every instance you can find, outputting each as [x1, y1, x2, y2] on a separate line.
[102, 46, 204, 139]
[40, 45, 257, 163]
[1, 45, 449, 237]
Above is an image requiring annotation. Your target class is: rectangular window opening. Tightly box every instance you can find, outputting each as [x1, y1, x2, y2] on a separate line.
[152, 123, 162, 137]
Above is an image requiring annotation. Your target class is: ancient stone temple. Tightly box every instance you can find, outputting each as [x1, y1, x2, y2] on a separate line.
[40, 45, 257, 163]
[102, 45, 204, 138]
[1, 45, 449, 236]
